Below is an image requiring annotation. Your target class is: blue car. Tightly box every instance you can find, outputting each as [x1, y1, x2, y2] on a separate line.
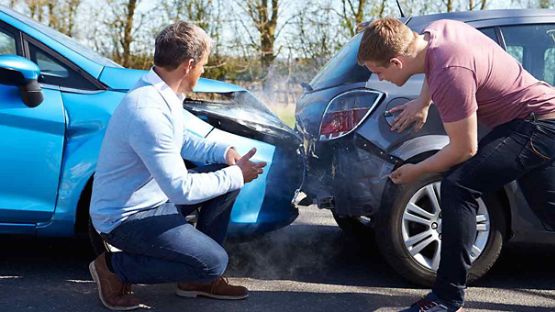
[0, 6, 304, 251]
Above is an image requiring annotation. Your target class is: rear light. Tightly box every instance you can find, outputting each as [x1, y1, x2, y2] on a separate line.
[319, 89, 383, 141]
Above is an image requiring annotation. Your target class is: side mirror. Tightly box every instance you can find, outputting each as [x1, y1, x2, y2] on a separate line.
[0, 55, 43, 107]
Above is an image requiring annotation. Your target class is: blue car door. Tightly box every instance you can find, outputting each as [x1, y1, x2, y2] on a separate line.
[0, 84, 65, 226]
[0, 24, 65, 227]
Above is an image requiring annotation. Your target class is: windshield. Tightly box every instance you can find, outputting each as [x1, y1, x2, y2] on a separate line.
[309, 33, 370, 91]
[3, 7, 121, 67]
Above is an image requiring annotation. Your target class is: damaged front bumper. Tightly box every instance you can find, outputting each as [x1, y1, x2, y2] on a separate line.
[183, 94, 305, 237]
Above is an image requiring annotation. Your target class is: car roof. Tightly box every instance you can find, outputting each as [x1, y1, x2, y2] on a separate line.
[406, 9, 555, 32]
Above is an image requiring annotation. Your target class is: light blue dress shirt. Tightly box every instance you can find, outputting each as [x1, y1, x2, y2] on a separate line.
[91, 69, 244, 234]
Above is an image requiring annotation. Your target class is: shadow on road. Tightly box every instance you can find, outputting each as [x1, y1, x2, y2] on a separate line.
[0, 221, 554, 311]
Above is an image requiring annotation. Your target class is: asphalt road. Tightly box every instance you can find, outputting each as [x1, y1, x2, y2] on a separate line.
[1, 205, 554, 312]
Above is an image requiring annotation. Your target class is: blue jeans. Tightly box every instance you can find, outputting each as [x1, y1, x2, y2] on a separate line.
[433, 117, 555, 307]
[101, 164, 240, 284]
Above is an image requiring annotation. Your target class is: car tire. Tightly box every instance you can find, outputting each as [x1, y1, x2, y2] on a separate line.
[375, 174, 505, 287]
[332, 212, 374, 241]
[88, 219, 111, 256]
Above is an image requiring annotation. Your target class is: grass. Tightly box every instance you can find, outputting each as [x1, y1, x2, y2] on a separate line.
[269, 104, 296, 128]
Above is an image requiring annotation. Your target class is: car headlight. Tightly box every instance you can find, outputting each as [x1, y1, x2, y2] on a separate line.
[319, 89, 383, 141]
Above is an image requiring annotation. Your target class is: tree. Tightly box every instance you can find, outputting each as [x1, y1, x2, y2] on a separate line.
[442, 0, 453, 12]
[538, 0, 554, 9]
[92, 0, 142, 68]
[284, 0, 342, 80]
[24, 0, 46, 22]
[468, 0, 488, 10]
[236, 0, 281, 72]
[17, 0, 82, 36]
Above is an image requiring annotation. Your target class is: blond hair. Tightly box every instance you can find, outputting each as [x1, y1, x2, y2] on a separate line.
[357, 17, 415, 67]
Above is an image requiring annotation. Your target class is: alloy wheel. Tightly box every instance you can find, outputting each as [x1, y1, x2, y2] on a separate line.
[401, 182, 490, 271]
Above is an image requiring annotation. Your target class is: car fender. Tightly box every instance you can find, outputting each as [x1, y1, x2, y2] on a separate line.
[36, 131, 104, 236]
[36, 90, 119, 236]
[389, 135, 449, 161]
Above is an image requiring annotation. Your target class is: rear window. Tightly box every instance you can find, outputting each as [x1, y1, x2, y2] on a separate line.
[309, 34, 370, 91]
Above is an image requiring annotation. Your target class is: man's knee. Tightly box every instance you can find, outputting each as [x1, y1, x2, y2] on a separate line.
[225, 189, 241, 202]
[199, 245, 228, 280]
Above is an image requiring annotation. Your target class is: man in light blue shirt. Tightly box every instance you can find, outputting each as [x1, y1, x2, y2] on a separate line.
[88, 21, 265, 310]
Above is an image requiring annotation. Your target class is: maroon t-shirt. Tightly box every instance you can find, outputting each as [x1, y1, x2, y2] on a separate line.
[424, 19, 555, 128]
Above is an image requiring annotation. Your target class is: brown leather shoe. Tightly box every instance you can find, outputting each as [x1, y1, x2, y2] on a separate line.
[122, 283, 134, 295]
[176, 277, 248, 300]
[89, 253, 142, 310]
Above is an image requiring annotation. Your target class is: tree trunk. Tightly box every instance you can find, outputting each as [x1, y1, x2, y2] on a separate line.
[241, 0, 280, 72]
[122, 0, 137, 68]
[446, 0, 453, 12]
[66, 0, 81, 36]
[341, 0, 366, 37]
[47, 1, 57, 30]
[539, 0, 551, 9]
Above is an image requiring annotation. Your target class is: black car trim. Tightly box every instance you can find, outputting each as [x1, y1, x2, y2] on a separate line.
[355, 134, 403, 166]
[21, 33, 106, 91]
[495, 26, 506, 49]
[0, 20, 23, 55]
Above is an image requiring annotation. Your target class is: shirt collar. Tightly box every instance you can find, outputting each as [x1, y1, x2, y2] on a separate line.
[141, 68, 184, 111]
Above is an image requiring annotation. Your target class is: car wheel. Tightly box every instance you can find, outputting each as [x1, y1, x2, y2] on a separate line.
[375, 174, 505, 287]
[332, 212, 374, 240]
[88, 219, 120, 256]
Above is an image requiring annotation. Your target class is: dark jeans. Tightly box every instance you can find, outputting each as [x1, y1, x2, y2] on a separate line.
[433, 117, 555, 307]
[101, 164, 240, 284]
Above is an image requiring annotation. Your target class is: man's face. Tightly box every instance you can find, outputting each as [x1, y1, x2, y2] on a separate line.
[364, 58, 411, 86]
[180, 51, 209, 93]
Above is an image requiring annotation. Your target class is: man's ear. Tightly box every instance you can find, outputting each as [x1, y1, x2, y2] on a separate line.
[390, 57, 403, 69]
[179, 58, 195, 74]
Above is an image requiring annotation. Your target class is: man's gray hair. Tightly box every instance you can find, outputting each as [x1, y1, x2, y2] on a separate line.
[154, 21, 212, 70]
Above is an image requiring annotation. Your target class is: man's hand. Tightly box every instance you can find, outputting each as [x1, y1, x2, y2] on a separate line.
[389, 97, 431, 133]
[225, 147, 241, 165]
[390, 163, 425, 184]
[236, 148, 267, 183]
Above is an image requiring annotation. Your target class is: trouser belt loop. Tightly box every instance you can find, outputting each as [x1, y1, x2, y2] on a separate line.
[528, 112, 537, 121]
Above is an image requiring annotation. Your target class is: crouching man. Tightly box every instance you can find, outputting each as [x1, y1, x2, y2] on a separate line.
[89, 21, 266, 310]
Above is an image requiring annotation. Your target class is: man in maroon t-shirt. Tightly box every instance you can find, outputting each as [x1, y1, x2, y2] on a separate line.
[357, 18, 555, 312]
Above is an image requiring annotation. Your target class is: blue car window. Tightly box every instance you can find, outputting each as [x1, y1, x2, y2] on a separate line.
[0, 28, 15, 55]
[501, 24, 555, 85]
[34, 47, 69, 78]
[28, 42, 98, 90]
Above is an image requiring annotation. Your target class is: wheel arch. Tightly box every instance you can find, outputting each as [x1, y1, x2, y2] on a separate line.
[75, 177, 94, 235]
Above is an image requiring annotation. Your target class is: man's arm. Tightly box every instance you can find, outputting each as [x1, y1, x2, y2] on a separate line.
[421, 113, 478, 172]
[389, 113, 478, 184]
[129, 107, 244, 205]
[390, 67, 479, 184]
[180, 130, 230, 164]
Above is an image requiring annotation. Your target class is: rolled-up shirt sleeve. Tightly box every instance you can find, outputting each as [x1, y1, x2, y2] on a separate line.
[128, 107, 244, 205]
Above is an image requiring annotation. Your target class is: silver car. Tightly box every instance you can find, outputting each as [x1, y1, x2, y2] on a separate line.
[296, 9, 555, 286]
